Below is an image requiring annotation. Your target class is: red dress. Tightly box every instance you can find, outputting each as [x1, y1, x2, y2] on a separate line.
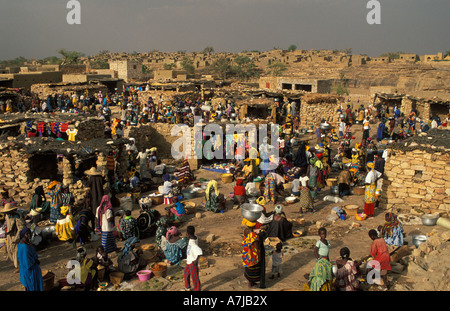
[370, 238, 391, 271]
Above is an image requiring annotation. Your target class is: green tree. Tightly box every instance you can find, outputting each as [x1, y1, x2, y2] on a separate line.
[444, 50, 450, 58]
[91, 59, 109, 69]
[180, 56, 195, 74]
[57, 49, 85, 65]
[211, 57, 234, 79]
[232, 55, 260, 81]
[203, 46, 214, 54]
[163, 63, 176, 70]
[266, 62, 287, 76]
[287, 44, 297, 52]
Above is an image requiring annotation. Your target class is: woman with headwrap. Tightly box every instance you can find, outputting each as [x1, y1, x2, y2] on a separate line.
[17, 228, 43, 291]
[364, 162, 382, 217]
[205, 180, 225, 213]
[164, 226, 188, 265]
[96, 195, 119, 254]
[378, 213, 404, 247]
[29, 186, 50, 215]
[265, 205, 293, 242]
[55, 205, 75, 242]
[307, 157, 319, 199]
[118, 236, 146, 279]
[47, 181, 63, 224]
[376, 121, 386, 142]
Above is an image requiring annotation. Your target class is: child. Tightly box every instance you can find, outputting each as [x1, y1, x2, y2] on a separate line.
[184, 226, 203, 291]
[269, 242, 283, 279]
[119, 210, 139, 241]
[93, 245, 114, 281]
[314, 227, 331, 260]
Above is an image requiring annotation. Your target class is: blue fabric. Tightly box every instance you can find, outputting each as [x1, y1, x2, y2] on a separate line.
[102, 231, 118, 254]
[175, 202, 186, 215]
[164, 238, 188, 264]
[119, 236, 140, 262]
[17, 242, 43, 291]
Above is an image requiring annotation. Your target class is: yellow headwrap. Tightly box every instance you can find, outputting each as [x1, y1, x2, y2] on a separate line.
[367, 162, 374, 169]
[242, 218, 256, 227]
[205, 180, 219, 198]
[60, 205, 69, 216]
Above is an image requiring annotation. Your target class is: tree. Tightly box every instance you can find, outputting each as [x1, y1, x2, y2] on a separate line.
[444, 50, 450, 58]
[211, 57, 234, 79]
[90, 59, 109, 69]
[203, 46, 214, 54]
[163, 63, 176, 70]
[57, 49, 85, 65]
[232, 55, 260, 81]
[180, 56, 195, 74]
[287, 44, 297, 52]
[266, 62, 287, 76]
[342, 48, 353, 55]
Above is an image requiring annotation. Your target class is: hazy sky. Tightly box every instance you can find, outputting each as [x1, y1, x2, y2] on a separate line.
[0, 0, 449, 60]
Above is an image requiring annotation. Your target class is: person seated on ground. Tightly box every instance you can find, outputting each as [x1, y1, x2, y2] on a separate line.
[265, 205, 292, 242]
[117, 236, 147, 279]
[242, 159, 254, 184]
[337, 169, 352, 198]
[29, 186, 50, 216]
[72, 246, 97, 291]
[165, 196, 186, 220]
[205, 180, 226, 213]
[377, 213, 404, 247]
[233, 178, 246, 205]
[55, 205, 75, 243]
[163, 226, 188, 265]
[175, 159, 195, 188]
[92, 245, 114, 281]
[231, 159, 244, 181]
[119, 210, 139, 241]
[335, 247, 361, 291]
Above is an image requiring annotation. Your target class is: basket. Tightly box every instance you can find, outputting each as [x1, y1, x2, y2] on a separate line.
[353, 187, 365, 195]
[344, 205, 359, 216]
[150, 193, 164, 205]
[326, 178, 337, 187]
[137, 270, 152, 282]
[151, 262, 167, 278]
[142, 251, 158, 264]
[184, 201, 196, 215]
[42, 270, 55, 291]
[221, 173, 233, 183]
[199, 256, 209, 269]
[110, 272, 124, 286]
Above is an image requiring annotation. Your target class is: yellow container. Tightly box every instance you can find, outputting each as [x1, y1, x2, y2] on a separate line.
[221, 173, 233, 183]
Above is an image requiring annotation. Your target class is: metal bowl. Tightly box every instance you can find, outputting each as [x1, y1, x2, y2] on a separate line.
[421, 214, 438, 226]
[412, 235, 427, 248]
[241, 203, 264, 222]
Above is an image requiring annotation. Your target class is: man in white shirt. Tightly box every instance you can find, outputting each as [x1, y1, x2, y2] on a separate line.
[339, 120, 346, 138]
[184, 226, 203, 291]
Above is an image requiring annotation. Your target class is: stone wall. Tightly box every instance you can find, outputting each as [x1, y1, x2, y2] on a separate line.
[380, 149, 450, 214]
[299, 94, 342, 128]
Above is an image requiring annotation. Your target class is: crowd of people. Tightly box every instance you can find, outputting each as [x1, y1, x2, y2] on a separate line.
[0, 83, 446, 292]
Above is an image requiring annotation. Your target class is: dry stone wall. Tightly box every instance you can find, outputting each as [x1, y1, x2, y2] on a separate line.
[380, 149, 450, 214]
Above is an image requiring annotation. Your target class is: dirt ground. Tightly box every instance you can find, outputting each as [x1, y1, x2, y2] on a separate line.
[1, 122, 448, 293]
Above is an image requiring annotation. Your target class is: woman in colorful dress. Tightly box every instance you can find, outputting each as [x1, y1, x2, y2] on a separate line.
[364, 162, 382, 217]
[263, 172, 277, 204]
[298, 173, 314, 213]
[378, 213, 404, 247]
[47, 181, 63, 224]
[242, 226, 261, 288]
[164, 226, 188, 265]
